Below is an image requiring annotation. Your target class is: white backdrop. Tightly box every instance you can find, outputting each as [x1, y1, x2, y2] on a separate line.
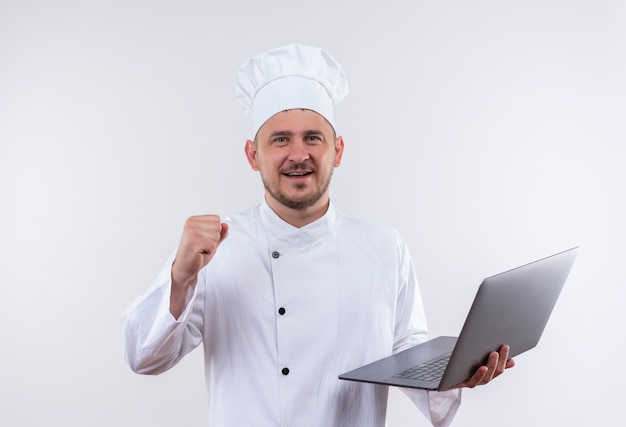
[1, 1, 624, 426]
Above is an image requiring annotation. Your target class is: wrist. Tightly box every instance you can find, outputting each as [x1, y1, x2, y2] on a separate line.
[171, 260, 197, 290]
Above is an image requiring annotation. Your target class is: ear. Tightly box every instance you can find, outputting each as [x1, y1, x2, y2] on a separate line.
[245, 139, 259, 171]
[333, 136, 345, 167]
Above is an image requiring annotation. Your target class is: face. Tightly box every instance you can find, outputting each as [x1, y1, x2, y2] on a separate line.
[245, 109, 344, 213]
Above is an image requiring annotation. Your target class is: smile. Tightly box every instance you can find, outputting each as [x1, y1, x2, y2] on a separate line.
[284, 171, 313, 177]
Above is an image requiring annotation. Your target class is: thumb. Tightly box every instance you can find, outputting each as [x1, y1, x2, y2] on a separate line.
[219, 223, 229, 243]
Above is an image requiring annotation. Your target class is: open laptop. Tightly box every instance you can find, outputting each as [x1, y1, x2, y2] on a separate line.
[339, 247, 578, 391]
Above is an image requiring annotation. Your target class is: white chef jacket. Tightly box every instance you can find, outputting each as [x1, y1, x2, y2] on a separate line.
[122, 200, 461, 426]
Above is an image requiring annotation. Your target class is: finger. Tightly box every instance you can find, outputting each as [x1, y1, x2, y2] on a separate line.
[219, 223, 229, 243]
[506, 358, 516, 369]
[494, 345, 510, 377]
[454, 365, 488, 389]
[186, 217, 224, 242]
[181, 217, 224, 259]
[481, 346, 514, 384]
[479, 351, 500, 384]
[184, 217, 219, 242]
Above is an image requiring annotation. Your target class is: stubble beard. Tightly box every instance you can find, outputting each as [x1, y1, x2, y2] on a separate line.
[262, 169, 334, 211]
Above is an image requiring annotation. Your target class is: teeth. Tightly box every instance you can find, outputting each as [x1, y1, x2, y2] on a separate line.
[287, 171, 310, 176]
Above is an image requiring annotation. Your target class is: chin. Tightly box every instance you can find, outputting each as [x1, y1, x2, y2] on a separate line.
[279, 193, 323, 210]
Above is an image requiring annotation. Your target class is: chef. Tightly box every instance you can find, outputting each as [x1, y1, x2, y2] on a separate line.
[122, 43, 513, 427]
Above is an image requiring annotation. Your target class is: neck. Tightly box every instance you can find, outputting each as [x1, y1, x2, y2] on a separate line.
[265, 195, 330, 228]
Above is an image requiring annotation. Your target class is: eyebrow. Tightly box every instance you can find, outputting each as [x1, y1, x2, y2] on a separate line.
[267, 130, 326, 139]
[268, 130, 294, 139]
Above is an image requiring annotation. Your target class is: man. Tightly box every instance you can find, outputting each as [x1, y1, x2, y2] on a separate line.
[122, 43, 514, 427]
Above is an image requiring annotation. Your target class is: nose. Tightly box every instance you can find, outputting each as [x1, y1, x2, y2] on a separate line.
[287, 140, 310, 163]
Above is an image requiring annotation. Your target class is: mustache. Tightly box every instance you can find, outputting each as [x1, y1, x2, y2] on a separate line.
[280, 161, 315, 173]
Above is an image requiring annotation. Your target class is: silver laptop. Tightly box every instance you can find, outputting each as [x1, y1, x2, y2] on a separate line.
[339, 247, 578, 391]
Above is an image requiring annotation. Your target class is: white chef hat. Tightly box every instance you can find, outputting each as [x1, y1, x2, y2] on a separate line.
[235, 43, 349, 137]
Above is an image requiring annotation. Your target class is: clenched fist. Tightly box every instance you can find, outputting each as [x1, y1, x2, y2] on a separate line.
[170, 215, 228, 318]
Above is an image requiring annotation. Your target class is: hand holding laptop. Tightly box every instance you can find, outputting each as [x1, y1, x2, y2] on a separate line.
[448, 344, 516, 389]
[339, 247, 578, 392]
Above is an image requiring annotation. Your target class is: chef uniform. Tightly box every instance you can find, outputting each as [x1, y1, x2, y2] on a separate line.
[122, 43, 461, 427]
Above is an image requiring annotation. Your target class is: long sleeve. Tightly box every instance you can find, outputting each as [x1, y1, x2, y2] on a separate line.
[121, 204, 462, 426]
[121, 251, 205, 374]
[393, 237, 462, 426]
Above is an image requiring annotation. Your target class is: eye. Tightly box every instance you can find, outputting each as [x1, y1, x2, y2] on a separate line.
[305, 135, 322, 143]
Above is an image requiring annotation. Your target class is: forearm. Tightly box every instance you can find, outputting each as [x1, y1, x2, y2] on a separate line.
[170, 266, 197, 320]
[122, 253, 203, 374]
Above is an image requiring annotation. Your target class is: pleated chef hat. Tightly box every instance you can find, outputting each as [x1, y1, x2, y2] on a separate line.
[235, 43, 349, 137]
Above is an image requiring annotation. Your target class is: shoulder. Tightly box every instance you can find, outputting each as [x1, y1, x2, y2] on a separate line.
[332, 206, 406, 249]
[334, 206, 401, 235]
[223, 205, 260, 228]
[217, 205, 265, 246]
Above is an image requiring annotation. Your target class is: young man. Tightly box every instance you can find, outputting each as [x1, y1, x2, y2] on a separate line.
[122, 43, 513, 427]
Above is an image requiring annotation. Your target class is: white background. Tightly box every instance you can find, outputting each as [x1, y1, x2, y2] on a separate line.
[1, 1, 624, 426]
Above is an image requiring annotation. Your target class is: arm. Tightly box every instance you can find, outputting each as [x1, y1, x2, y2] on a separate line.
[170, 215, 228, 319]
[390, 237, 462, 426]
[391, 237, 465, 427]
[121, 215, 228, 374]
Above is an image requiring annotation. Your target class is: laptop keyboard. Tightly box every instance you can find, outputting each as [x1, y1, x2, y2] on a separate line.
[391, 352, 452, 382]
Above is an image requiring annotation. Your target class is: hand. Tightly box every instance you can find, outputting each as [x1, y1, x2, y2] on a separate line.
[172, 215, 229, 286]
[449, 345, 516, 389]
[169, 215, 228, 318]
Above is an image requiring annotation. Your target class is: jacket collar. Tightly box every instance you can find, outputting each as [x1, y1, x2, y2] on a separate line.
[259, 197, 336, 244]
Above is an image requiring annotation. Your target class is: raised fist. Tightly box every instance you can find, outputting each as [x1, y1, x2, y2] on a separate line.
[171, 215, 229, 286]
